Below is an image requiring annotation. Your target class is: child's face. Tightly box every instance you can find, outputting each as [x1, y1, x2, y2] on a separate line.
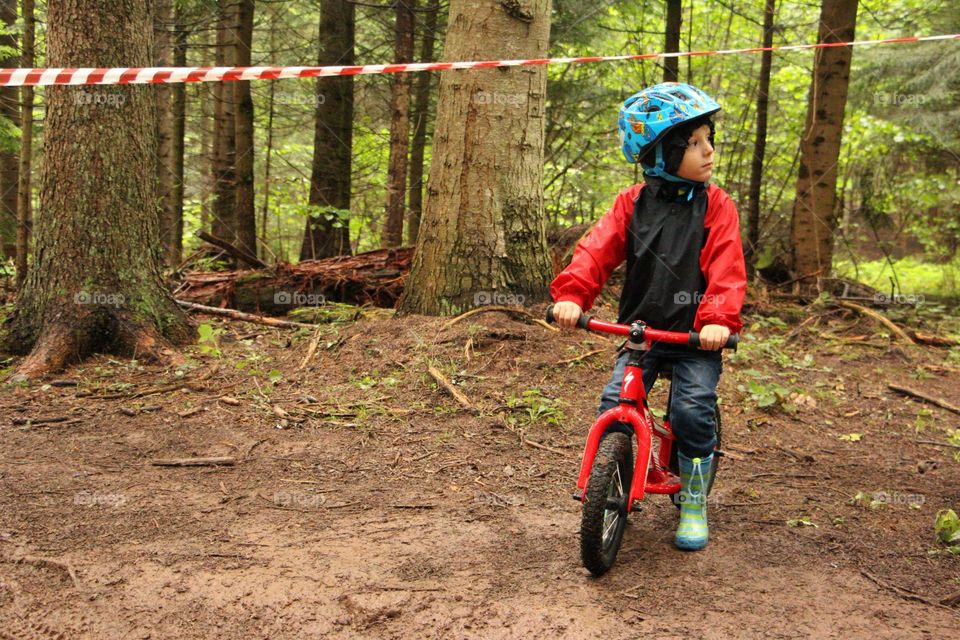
[675, 124, 714, 183]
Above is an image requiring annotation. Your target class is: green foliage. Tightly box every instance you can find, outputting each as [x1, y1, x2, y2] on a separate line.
[934, 509, 960, 553]
[196, 322, 224, 358]
[507, 389, 564, 427]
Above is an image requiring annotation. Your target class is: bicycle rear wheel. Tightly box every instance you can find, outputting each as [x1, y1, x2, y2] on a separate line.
[580, 432, 633, 576]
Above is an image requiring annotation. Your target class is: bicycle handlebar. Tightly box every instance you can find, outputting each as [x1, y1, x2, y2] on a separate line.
[545, 304, 739, 351]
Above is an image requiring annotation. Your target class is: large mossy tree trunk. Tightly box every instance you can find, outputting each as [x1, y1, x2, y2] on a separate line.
[788, 0, 858, 288]
[399, 0, 553, 315]
[3, 0, 193, 379]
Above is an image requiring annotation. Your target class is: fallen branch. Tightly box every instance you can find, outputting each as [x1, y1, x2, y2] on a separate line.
[196, 230, 267, 269]
[440, 305, 559, 332]
[176, 299, 316, 329]
[427, 365, 478, 414]
[836, 300, 916, 344]
[11, 416, 69, 426]
[151, 457, 236, 467]
[941, 590, 960, 607]
[887, 384, 960, 415]
[909, 331, 957, 347]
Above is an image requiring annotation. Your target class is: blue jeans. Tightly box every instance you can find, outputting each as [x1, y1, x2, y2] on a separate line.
[597, 343, 722, 458]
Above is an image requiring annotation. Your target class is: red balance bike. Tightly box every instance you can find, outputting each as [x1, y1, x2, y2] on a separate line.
[545, 305, 739, 576]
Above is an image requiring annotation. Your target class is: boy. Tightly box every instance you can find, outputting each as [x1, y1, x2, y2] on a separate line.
[550, 83, 746, 551]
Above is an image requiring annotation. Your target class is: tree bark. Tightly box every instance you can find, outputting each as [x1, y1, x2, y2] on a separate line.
[168, 6, 187, 265]
[399, 0, 554, 315]
[212, 0, 237, 247]
[745, 0, 775, 277]
[0, 0, 19, 260]
[789, 0, 858, 287]
[3, 0, 193, 379]
[663, 0, 682, 82]
[233, 0, 257, 258]
[382, 0, 416, 248]
[299, 0, 355, 260]
[406, 0, 440, 246]
[16, 0, 35, 289]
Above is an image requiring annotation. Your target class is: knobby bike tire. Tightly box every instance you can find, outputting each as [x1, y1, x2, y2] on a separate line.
[580, 432, 633, 576]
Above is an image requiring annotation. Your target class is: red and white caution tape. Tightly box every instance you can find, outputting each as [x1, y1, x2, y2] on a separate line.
[1, 33, 957, 87]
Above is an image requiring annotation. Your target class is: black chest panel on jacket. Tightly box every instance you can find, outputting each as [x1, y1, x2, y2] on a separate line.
[617, 180, 709, 331]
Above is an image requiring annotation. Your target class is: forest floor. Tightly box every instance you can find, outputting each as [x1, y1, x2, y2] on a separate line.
[1, 296, 959, 639]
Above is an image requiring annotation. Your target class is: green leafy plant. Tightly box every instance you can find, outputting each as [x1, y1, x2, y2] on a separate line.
[934, 509, 960, 554]
[197, 322, 225, 358]
[507, 389, 564, 427]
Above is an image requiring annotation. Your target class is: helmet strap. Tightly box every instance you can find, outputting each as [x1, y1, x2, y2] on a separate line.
[643, 143, 702, 202]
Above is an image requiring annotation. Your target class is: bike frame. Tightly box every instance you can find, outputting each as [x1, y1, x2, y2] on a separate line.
[574, 317, 707, 512]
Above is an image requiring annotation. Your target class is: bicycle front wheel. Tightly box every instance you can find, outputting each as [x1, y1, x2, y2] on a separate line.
[580, 432, 633, 576]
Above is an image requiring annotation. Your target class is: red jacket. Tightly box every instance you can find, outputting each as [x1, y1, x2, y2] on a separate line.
[550, 182, 746, 333]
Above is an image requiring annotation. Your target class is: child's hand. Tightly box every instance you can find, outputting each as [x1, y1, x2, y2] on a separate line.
[553, 301, 583, 329]
[698, 324, 730, 350]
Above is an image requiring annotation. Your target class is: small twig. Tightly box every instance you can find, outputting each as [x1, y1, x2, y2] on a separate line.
[522, 438, 567, 456]
[914, 439, 960, 450]
[151, 457, 236, 467]
[887, 384, 960, 416]
[298, 328, 323, 370]
[11, 416, 69, 425]
[426, 365, 478, 414]
[557, 348, 605, 366]
[860, 569, 945, 608]
[440, 305, 559, 332]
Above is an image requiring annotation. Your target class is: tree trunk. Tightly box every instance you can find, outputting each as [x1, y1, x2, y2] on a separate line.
[3, 0, 193, 380]
[789, 0, 858, 287]
[16, 0, 35, 289]
[663, 0, 682, 82]
[745, 0, 775, 277]
[398, 0, 553, 315]
[233, 0, 257, 258]
[0, 0, 19, 260]
[406, 0, 440, 246]
[155, 0, 175, 265]
[212, 0, 237, 247]
[382, 0, 416, 248]
[168, 6, 187, 265]
[299, 0, 355, 260]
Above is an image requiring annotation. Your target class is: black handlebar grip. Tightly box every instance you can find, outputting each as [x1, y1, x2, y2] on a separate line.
[545, 304, 556, 324]
[688, 331, 740, 351]
[545, 304, 592, 330]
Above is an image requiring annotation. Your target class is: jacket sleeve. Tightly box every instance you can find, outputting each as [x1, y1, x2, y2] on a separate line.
[695, 186, 747, 333]
[549, 184, 641, 312]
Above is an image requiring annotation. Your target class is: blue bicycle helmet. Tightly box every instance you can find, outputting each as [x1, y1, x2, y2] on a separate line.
[618, 82, 721, 184]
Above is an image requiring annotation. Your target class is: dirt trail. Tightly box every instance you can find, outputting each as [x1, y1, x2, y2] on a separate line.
[1, 308, 958, 638]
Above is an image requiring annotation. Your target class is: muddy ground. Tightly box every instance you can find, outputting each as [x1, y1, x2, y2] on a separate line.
[1, 299, 959, 638]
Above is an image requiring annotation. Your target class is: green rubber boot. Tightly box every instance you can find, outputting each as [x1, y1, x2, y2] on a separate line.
[674, 451, 714, 551]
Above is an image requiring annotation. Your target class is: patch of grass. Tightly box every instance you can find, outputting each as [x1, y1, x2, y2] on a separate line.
[834, 256, 960, 300]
